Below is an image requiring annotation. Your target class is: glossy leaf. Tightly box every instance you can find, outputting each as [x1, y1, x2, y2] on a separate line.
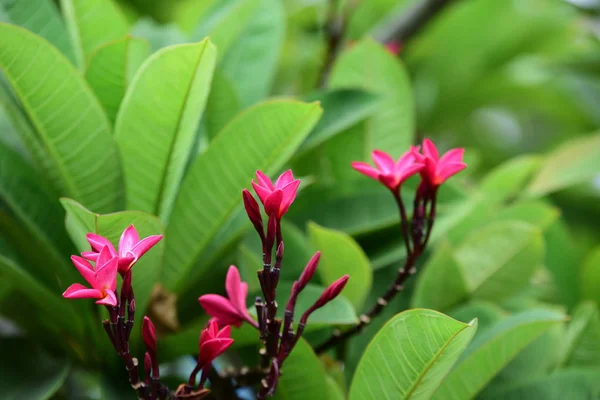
[581, 247, 600, 309]
[308, 222, 372, 309]
[164, 100, 322, 291]
[349, 309, 477, 400]
[204, 71, 241, 141]
[115, 39, 216, 219]
[527, 133, 600, 196]
[60, 198, 164, 333]
[0, 23, 123, 212]
[221, 0, 284, 107]
[432, 309, 566, 400]
[479, 155, 541, 202]
[84, 35, 150, 124]
[559, 302, 600, 368]
[0, 0, 75, 62]
[60, 0, 129, 68]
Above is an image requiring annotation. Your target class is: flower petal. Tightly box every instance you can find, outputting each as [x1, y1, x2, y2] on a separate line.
[199, 294, 244, 327]
[63, 284, 102, 300]
[371, 150, 395, 173]
[130, 235, 163, 259]
[118, 225, 140, 257]
[255, 170, 274, 190]
[422, 138, 439, 161]
[437, 162, 467, 184]
[351, 162, 380, 180]
[279, 179, 300, 216]
[225, 266, 247, 313]
[439, 148, 465, 165]
[252, 180, 272, 204]
[96, 244, 115, 268]
[86, 233, 116, 255]
[199, 337, 234, 367]
[274, 170, 294, 189]
[264, 190, 283, 217]
[96, 290, 118, 306]
[70, 256, 96, 286]
[96, 256, 119, 292]
[81, 251, 98, 262]
[217, 325, 232, 339]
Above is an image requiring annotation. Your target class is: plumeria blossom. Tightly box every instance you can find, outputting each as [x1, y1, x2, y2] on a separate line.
[198, 320, 233, 368]
[63, 246, 119, 306]
[82, 225, 163, 274]
[351, 150, 424, 192]
[251, 170, 300, 218]
[412, 138, 467, 186]
[198, 266, 257, 328]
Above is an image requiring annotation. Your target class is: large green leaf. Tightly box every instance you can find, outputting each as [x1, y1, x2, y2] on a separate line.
[0, 23, 123, 213]
[116, 39, 216, 219]
[0, 0, 75, 62]
[328, 38, 414, 155]
[432, 309, 566, 400]
[580, 247, 600, 309]
[60, 0, 129, 68]
[0, 338, 70, 400]
[204, 70, 241, 141]
[163, 100, 322, 291]
[220, 0, 284, 107]
[84, 35, 150, 124]
[308, 222, 372, 309]
[413, 222, 544, 311]
[60, 198, 165, 334]
[479, 155, 541, 202]
[349, 309, 477, 400]
[527, 133, 600, 196]
[192, 0, 261, 62]
[558, 302, 600, 368]
[273, 338, 329, 400]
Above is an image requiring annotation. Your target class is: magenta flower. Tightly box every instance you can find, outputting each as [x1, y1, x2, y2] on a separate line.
[142, 316, 157, 354]
[351, 150, 424, 192]
[251, 170, 300, 218]
[412, 139, 467, 186]
[82, 225, 163, 274]
[385, 41, 402, 55]
[63, 246, 119, 306]
[198, 320, 233, 368]
[198, 266, 257, 328]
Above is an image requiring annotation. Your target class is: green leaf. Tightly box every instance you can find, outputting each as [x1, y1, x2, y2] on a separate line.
[527, 133, 600, 196]
[0, 23, 124, 213]
[308, 222, 372, 309]
[448, 301, 506, 336]
[220, 0, 284, 107]
[581, 247, 600, 310]
[329, 38, 414, 155]
[1, 0, 75, 62]
[204, 70, 241, 141]
[296, 89, 381, 157]
[0, 338, 70, 400]
[60, 198, 165, 333]
[349, 309, 477, 400]
[164, 100, 322, 291]
[413, 222, 544, 311]
[84, 35, 150, 124]
[60, 0, 129, 68]
[192, 0, 261, 63]
[115, 39, 217, 219]
[325, 376, 346, 400]
[559, 302, 600, 368]
[479, 155, 541, 202]
[432, 309, 566, 400]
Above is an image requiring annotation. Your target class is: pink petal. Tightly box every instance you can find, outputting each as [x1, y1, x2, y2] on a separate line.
[422, 138, 439, 161]
[117, 256, 136, 273]
[96, 245, 115, 268]
[199, 294, 244, 327]
[96, 291, 117, 306]
[394, 151, 416, 172]
[81, 251, 98, 261]
[217, 325, 231, 339]
[422, 157, 438, 183]
[252, 180, 272, 204]
[130, 235, 163, 259]
[118, 225, 140, 257]
[86, 233, 116, 255]
[279, 180, 300, 216]
[96, 257, 118, 292]
[274, 170, 294, 189]
[63, 284, 102, 300]
[371, 150, 395, 173]
[264, 190, 283, 217]
[225, 266, 247, 314]
[437, 162, 467, 183]
[397, 163, 425, 184]
[379, 173, 399, 191]
[439, 148, 465, 165]
[351, 162, 380, 180]
[255, 170, 274, 190]
[70, 256, 96, 287]
[199, 337, 234, 367]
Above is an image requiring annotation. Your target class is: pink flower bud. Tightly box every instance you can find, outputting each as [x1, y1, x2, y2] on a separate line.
[142, 316, 156, 354]
[242, 189, 264, 239]
[198, 320, 234, 368]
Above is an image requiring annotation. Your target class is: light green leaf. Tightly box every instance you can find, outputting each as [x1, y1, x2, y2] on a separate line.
[192, 0, 261, 63]
[559, 302, 600, 368]
[84, 35, 150, 124]
[273, 338, 330, 400]
[115, 39, 216, 219]
[221, 0, 284, 107]
[308, 222, 372, 309]
[448, 301, 506, 336]
[479, 155, 541, 202]
[1, 0, 75, 62]
[204, 70, 241, 141]
[326, 375, 346, 400]
[164, 100, 322, 291]
[60, 0, 129, 68]
[432, 309, 566, 400]
[581, 247, 600, 309]
[413, 222, 544, 311]
[0, 23, 123, 213]
[60, 198, 165, 334]
[349, 309, 477, 400]
[527, 133, 600, 196]
[329, 38, 414, 155]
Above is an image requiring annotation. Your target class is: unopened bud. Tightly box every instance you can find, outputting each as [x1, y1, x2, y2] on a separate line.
[296, 252, 320, 293]
[142, 316, 156, 354]
[301, 275, 350, 325]
[242, 189, 264, 239]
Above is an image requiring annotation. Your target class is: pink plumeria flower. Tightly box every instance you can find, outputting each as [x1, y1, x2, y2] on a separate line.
[385, 41, 402, 55]
[63, 246, 119, 306]
[351, 150, 424, 192]
[251, 170, 300, 218]
[198, 266, 257, 328]
[198, 320, 233, 368]
[412, 138, 467, 187]
[82, 225, 163, 274]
